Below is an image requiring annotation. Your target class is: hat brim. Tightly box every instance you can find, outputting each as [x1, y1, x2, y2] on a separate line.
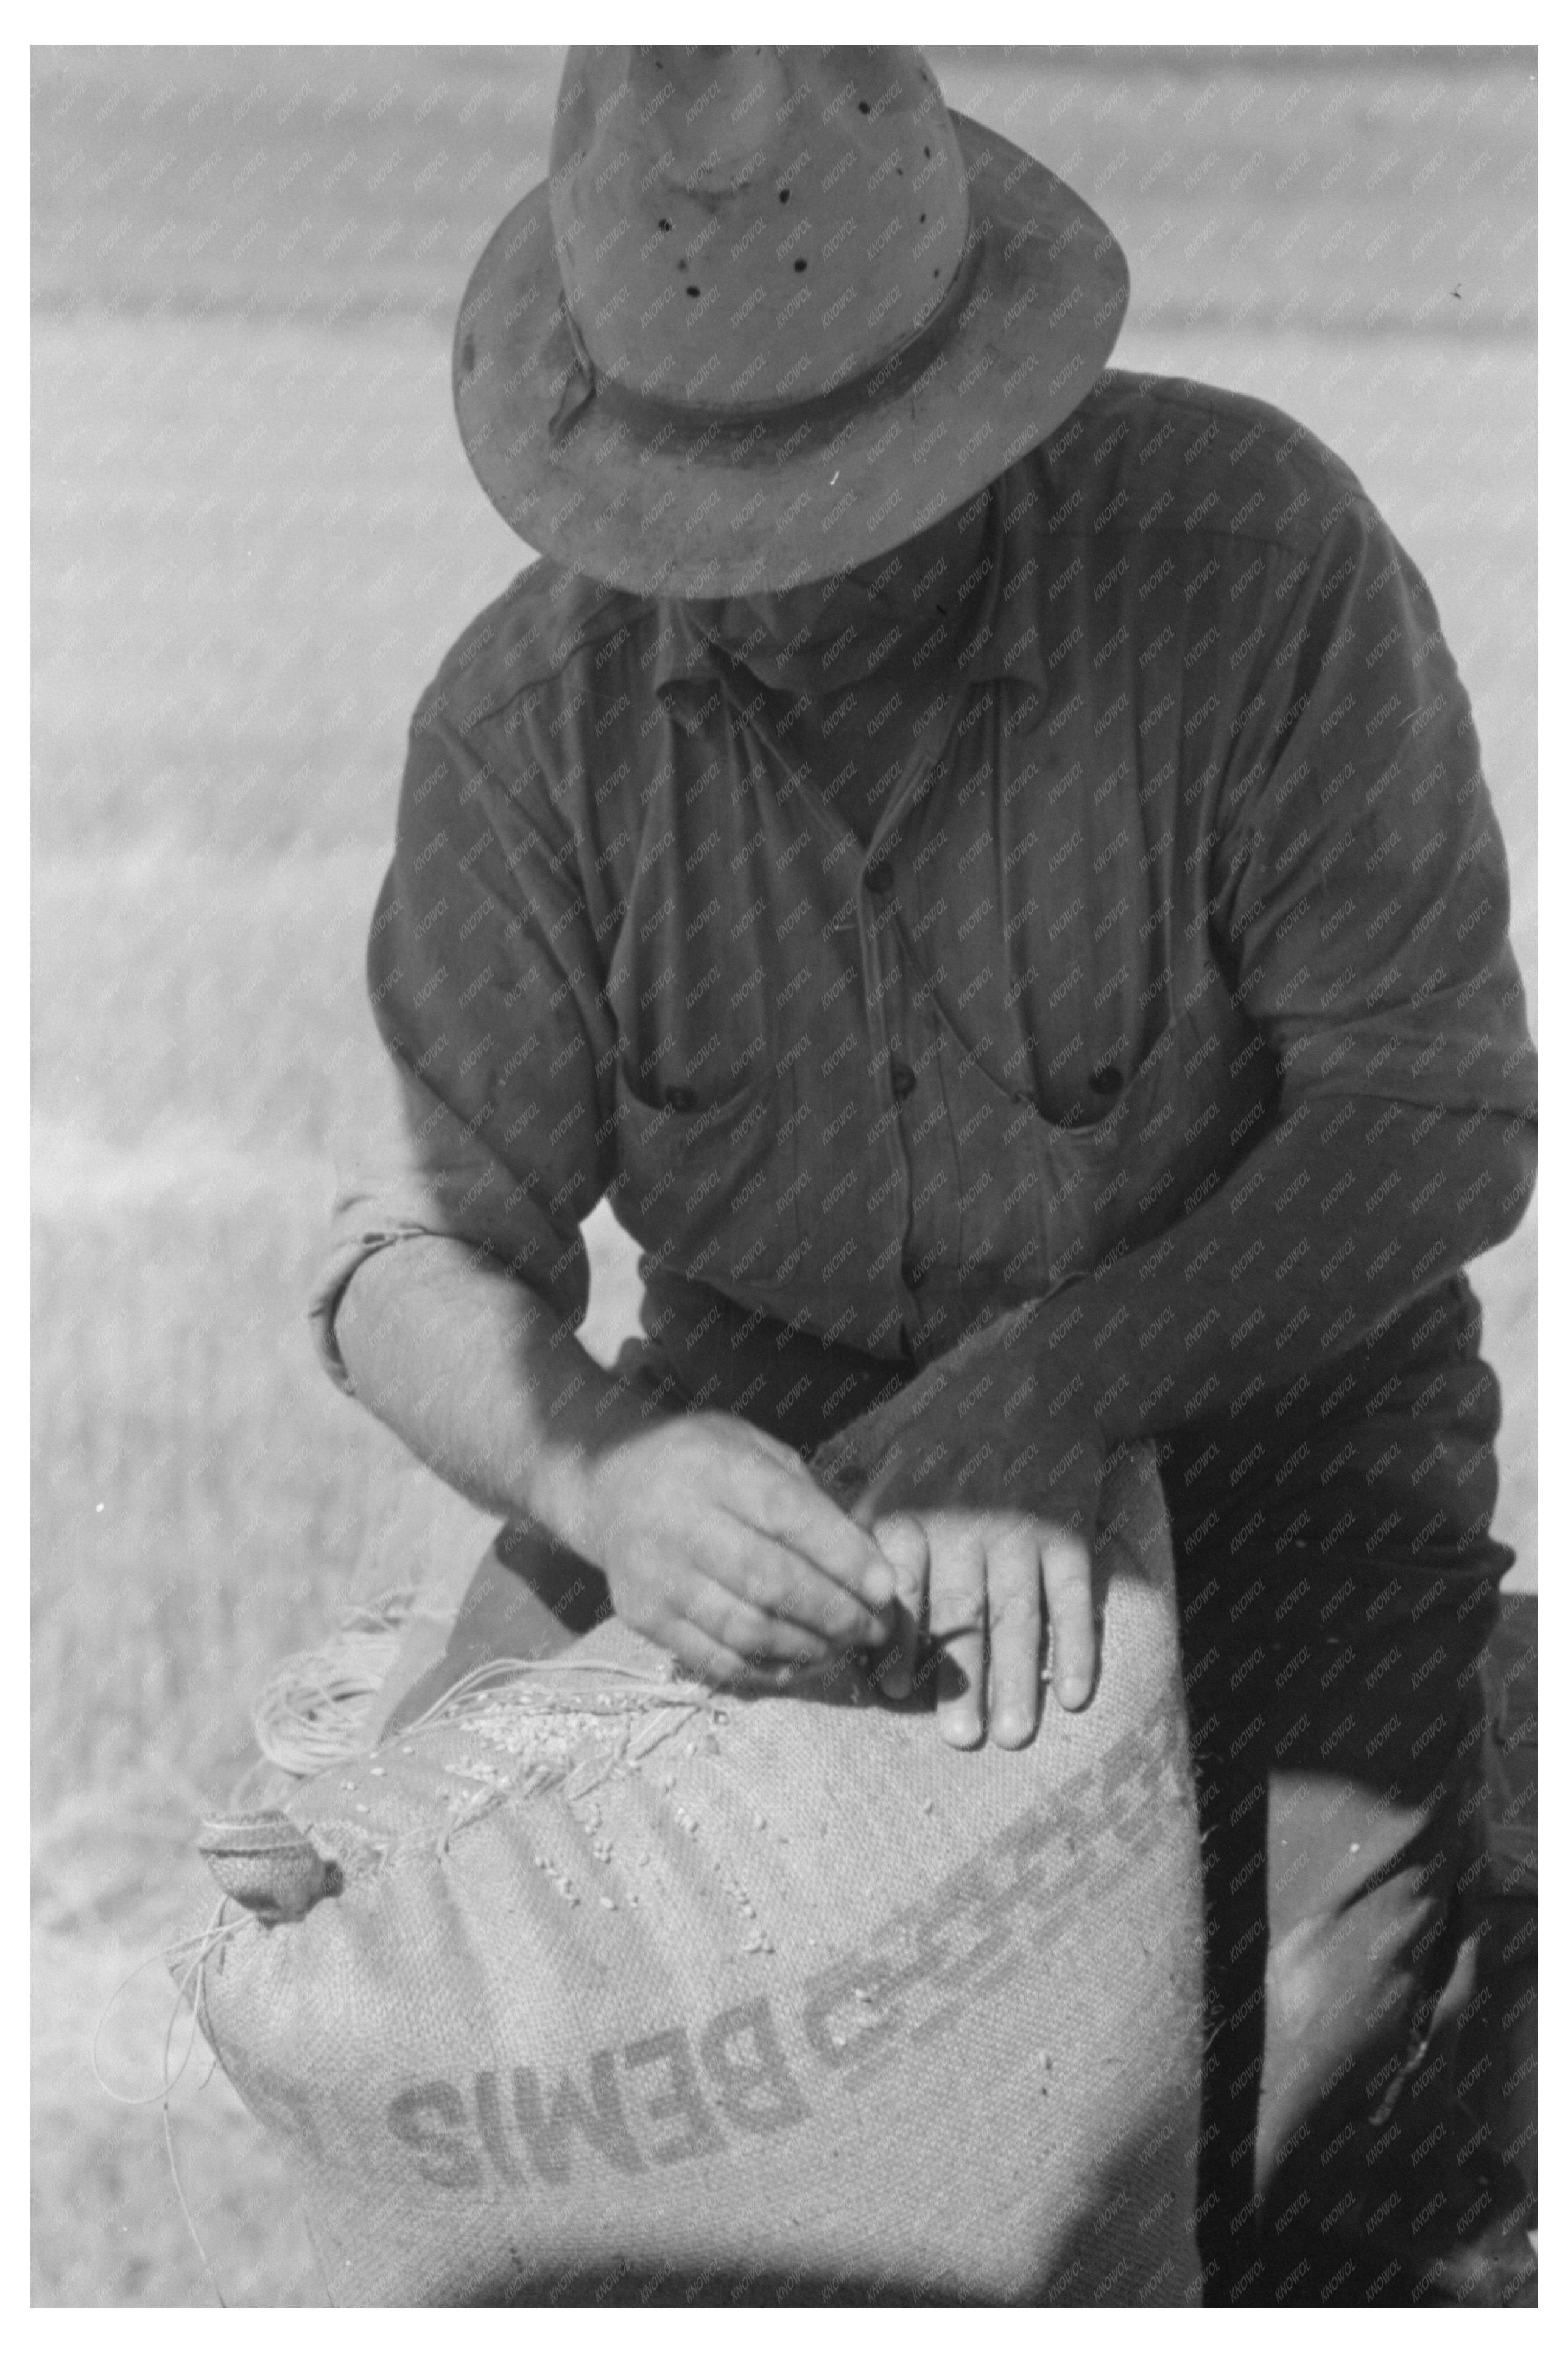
[452, 113, 1128, 598]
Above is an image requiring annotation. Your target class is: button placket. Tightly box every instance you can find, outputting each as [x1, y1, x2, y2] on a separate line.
[859, 859, 913, 1302]
[895, 991, 958, 1336]
[879, 948, 945, 1335]
[855, 695, 969, 1339]
[735, 676, 966, 1353]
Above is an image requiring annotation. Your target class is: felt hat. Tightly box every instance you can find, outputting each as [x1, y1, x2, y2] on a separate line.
[453, 47, 1128, 596]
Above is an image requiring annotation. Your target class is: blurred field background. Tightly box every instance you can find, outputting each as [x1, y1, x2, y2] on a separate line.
[32, 45, 1536, 2305]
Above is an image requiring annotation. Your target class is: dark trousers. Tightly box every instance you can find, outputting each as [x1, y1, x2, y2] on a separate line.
[1176, 1548, 1535, 2305]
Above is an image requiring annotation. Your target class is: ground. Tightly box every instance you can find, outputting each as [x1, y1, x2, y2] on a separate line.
[30, 46, 1536, 2305]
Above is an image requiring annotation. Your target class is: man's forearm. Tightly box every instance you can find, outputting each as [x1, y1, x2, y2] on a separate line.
[811, 1096, 1533, 1506]
[1061, 1096, 1535, 1443]
[332, 1236, 664, 1546]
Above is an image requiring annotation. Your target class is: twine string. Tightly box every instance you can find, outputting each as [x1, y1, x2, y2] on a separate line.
[250, 1587, 423, 1775]
[396, 1649, 712, 1738]
[251, 1587, 717, 1776]
[91, 1897, 254, 2307]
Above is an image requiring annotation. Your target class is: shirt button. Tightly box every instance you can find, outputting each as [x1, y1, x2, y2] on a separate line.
[666, 1084, 696, 1111]
[1089, 1064, 1123, 1098]
[901, 1257, 926, 1293]
[891, 1062, 917, 1101]
[864, 861, 894, 895]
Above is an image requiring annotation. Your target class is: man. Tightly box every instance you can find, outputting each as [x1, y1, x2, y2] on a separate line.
[311, 48, 1536, 2304]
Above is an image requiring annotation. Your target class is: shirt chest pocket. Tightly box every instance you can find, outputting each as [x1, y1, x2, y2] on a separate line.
[1047, 982, 1279, 1277]
[940, 973, 1278, 1299]
[606, 1056, 807, 1303]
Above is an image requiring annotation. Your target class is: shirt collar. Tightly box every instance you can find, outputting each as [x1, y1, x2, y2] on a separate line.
[649, 604, 745, 734]
[652, 462, 1050, 733]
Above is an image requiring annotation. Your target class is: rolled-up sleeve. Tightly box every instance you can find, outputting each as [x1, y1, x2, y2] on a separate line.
[1211, 493, 1536, 1120]
[309, 685, 617, 1393]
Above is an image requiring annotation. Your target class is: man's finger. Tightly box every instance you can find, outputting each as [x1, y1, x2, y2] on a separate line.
[985, 1524, 1046, 1749]
[699, 1518, 890, 1650]
[653, 1614, 772, 1692]
[683, 1573, 837, 1673]
[926, 1522, 988, 1749]
[866, 1511, 929, 1702]
[1041, 1528, 1097, 1710]
[738, 1462, 899, 1615]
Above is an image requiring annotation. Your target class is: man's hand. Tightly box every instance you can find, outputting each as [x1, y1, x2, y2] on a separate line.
[816, 1303, 1108, 1747]
[869, 1492, 1100, 1748]
[575, 1413, 898, 1687]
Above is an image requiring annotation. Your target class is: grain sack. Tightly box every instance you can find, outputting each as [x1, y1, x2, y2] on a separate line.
[188, 1442, 1204, 2306]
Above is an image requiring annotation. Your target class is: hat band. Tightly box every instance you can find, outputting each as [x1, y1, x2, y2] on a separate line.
[548, 225, 986, 464]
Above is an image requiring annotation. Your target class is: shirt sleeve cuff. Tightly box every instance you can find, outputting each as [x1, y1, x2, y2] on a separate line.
[308, 1052, 595, 1395]
[306, 1227, 413, 1397]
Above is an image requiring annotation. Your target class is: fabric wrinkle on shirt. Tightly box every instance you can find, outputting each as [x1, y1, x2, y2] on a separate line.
[312, 369, 1536, 1578]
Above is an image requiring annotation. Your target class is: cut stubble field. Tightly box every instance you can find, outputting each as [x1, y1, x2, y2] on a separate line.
[32, 48, 1535, 2307]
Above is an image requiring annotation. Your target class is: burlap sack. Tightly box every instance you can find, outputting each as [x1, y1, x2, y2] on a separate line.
[192, 1443, 1203, 2306]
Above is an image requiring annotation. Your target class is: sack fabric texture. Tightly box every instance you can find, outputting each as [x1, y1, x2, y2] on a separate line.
[191, 1443, 1204, 2306]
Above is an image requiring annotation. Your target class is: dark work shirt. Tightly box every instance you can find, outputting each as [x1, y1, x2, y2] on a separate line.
[312, 369, 1535, 1576]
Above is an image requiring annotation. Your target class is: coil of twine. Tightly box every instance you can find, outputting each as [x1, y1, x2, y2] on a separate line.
[250, 1588, 424, 1776]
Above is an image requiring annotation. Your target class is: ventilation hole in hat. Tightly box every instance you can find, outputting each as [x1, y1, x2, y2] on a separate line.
[859, 101, 871, 113]
[793, 258, 807, 272]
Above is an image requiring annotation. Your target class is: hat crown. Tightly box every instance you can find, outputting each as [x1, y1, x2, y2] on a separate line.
[548, 46, 971, 412]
